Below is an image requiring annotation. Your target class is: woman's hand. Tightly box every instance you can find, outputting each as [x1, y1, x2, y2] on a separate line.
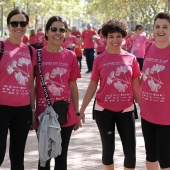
[73, 112, 85, 131]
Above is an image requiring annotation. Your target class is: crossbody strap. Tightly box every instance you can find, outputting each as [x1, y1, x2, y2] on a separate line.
[37, 49, 51, 106]
[0, 41, 4, 60]
[27, 45, 33, 59]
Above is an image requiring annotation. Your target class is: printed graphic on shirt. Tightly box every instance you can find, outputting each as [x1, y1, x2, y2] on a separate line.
[107, 66, 130, 92]
[143, 64, 165, 92]
[2, 57, 31, 96]
[44, 67, 66, 96]
[7, 57, 31, 85]
[142, 57, 168, 102]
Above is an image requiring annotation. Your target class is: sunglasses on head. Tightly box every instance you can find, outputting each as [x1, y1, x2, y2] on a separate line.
[9, 21, 28, 28]
[49, 26, 66, 33]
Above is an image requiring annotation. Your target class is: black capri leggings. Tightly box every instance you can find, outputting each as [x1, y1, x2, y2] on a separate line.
[141, 118, 170, 168]
[0, 104, 32, 170]
[38, 125, 74, 170]
[94, 109, 136, 168]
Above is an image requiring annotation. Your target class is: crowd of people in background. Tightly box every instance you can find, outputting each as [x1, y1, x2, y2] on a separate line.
[1, 7, 170, 170]
[0, 17, 155, 73]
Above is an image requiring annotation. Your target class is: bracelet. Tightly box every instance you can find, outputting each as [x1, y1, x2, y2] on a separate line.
[76, 112, 80, 116]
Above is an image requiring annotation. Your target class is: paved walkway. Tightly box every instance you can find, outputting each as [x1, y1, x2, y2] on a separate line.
[1, 58, 146, 170]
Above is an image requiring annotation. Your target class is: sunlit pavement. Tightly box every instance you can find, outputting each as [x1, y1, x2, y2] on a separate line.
[1, 57, 146, 170]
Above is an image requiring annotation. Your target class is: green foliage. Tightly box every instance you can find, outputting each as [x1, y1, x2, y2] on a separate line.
[0, 0, 169, 36]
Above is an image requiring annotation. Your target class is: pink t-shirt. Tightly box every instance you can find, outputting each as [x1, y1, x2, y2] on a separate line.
[130, 32, 147, 58]
[0, 39, 36, 106]
[35, 47, 80, 128]
[22, 35, 29, 44]
[91, 50, 140, 112]
[141, 43, 170, 125]
[29, 35, 37, 45]
[71, 31, 81, 37]
[62, 35, 78, 51]
[96, 35, 107, 53]
[82, 29, 97, 48]
[36, 32, 45, 44]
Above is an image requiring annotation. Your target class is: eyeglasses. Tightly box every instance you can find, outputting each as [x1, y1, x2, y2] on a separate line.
[49, 26, 66, 33]
[9, 21, 28, 28]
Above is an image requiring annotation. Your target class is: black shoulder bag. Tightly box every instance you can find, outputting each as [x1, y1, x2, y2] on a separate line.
[37, 49, 69, 125]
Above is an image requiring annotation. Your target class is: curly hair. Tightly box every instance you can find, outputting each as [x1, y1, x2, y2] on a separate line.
[154, 12, 170, 24]
[101, 19, 128, 38]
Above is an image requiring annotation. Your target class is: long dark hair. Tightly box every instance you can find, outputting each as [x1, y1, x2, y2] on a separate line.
[45, 16, 68, 40]
[7, 8, 29, 25]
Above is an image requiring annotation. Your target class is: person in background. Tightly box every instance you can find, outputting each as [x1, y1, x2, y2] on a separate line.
[122, 31, 133, 52]
[130, 25, 150, 71]
[34, 15, 82, 170]
[75, 35, 84, 71]
[0, 8, 36, 170]
[82, 23, 98, 73]
[35, 27, 45, 49]
[29, 29, 37, 48]
[140, 12, 170, 170]
[80, 19, 141, 170]
[62, 28, 78, 51]
[71, 26, 81, 37]
[22, 34, 29, 44]
[95, 28, 107, 55]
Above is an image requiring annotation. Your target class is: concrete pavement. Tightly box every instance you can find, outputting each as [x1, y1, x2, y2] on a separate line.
[1, 57, 146, 170]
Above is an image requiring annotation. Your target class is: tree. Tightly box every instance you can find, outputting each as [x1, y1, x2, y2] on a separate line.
[0, 0, 169, 37]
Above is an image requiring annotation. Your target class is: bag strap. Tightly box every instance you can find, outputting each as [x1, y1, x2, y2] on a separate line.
[0, 41, 4, 60]
[27, 45, 33, 59]
[37, 49, 51, 106]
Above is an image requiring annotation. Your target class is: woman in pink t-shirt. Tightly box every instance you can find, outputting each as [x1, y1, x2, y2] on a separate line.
[34, 16, 82, 170]
[62, 27, 78, 52]
[140, 12, 170, 170]
[80, 19, 141, 170]
[29, 29, 37, 48]
[0, 9, 36, 169]
[130, 25, 148, 71]
[95, 28, 107, 55]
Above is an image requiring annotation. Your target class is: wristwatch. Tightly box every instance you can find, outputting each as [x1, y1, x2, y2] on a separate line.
[76, 112, 80, 116]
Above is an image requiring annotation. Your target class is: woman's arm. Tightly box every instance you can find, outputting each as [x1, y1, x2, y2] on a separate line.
[132, 78, 141, 107]
[29, 68, 36, 129]
[69, 81, 79, 113]
[69, 81, 79, 130]
[80, 80, 98, 123]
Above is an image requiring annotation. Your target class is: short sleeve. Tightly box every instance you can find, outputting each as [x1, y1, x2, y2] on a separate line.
[69, 53, 81, 81]
[91, 58, 100, 82]
[132, 57, 141, 79]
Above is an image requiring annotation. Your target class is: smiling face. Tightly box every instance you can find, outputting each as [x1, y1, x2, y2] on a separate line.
[8, 14, 28, 40]
[46, 21, 66, 46]
[154, 18, 170, 43]
[106, 32, 123, 53]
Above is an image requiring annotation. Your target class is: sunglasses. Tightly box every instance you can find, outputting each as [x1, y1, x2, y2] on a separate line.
[49, 26, 66, 33]
[9, 21, 28, 28]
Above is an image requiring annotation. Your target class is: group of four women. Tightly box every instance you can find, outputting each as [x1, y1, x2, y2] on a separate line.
[0, 8, 170, 170]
